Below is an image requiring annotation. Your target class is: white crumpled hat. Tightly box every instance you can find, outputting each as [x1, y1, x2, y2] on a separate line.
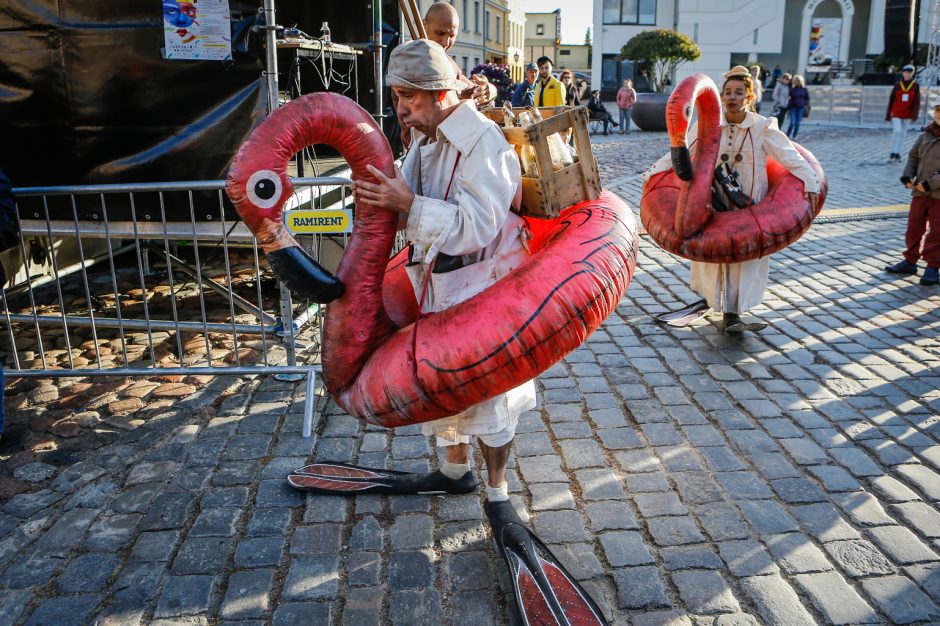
[387, 39, 466, 92]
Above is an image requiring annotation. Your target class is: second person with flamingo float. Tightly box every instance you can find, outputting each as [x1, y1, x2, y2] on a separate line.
[643, 66, 821, 332]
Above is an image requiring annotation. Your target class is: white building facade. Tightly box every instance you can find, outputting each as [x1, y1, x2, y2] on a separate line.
[591, 0, 923, 94]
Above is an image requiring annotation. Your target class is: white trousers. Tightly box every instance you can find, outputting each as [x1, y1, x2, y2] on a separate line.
[435, 422, 516, 448]
[892, 117, 912, 155]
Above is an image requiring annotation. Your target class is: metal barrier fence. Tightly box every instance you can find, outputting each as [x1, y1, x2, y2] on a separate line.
[804, 85, 940, 127]
[1, 178, 352, 437]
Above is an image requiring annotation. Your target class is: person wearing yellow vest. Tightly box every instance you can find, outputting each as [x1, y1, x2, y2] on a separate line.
[534, 56, 566, 107]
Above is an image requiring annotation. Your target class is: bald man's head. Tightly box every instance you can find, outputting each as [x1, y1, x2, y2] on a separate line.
[424, 2, 458, 51]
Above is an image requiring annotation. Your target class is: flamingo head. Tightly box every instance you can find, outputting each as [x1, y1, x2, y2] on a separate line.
[666, 74, 720, 182]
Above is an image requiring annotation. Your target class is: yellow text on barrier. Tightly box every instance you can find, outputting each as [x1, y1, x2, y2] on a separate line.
[285, 209, 353, 234]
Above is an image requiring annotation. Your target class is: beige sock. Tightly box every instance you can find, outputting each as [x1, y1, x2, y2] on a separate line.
[485, 481, 510, 502]
[441, 461, 471, 479]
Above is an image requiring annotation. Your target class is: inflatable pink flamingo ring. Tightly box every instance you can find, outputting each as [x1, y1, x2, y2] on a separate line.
[226, 92, 638, 427]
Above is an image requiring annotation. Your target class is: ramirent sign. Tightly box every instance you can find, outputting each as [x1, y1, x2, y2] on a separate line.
[285, 209, 353, 234]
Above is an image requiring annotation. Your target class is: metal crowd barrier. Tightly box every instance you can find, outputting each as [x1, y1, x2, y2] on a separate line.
[1, 178, 352, 437]
[804, 85, 940, 127]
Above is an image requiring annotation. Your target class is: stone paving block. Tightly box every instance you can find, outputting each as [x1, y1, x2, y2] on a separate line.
[612, 566, 671, 609]
[907, 562, 940, 603]
[860, 575, 940, 624]
[389, 514, 434, 550]
[517, 455, 567, 483]
[791, 502, 860, 542]
[129, 530, 180, 562]
[388, 589, 443, 626]
[83, 513, 140, 551]
[551, 542, 607, 581]
[201, 486, 249, 509]
[830, 491, 896, 526]
[513, 432, 554, 456]
[718, 540, 780, 577]
[281, 556, 341, 600]
[255, 479, 304, 508]
[0, 589, 32, 625]
[599, 531, 655, 567]
[823, 539, 897, 577]
[805, 464, 862, 492]
[896, 464, 940, 501]
[139, 493, 195, 530]
[716, 472, 773, 500]
[671, 472, 724, 505]
[576, 468, 627, 500]
[23, 595, 100, 626]
[547, 403, 584, 422]
[739, 574, 816, 626]
[586, 501, 640, 532]
[211, 462, 258, 486]
[290, 523, 344, 555]
[647, 516, 706, 547]
[626, 471, 671, 493]
[889, 502, 940, 538]
[533, 510, 590, 543]
[615, 449, 662, 473]
[598, 427, 644, 450]
[694, 503, 751, 541]
[234, 536, 285, 568]
[387, 549, 436, 591]
[529, 482, 576, 510]
[348, 551, 382, 587]
[769, 477, 829, 503]
[765, 532, 833, 574]
[154, 574, 215, 618]
[171, 537, 232, 574]
[590, 407, 629, 428]
[682, 424, 724, 446]
[793, 571, 880, 625]
[438, 493, 484, 521]
[190, 507, 240, 537]
[550, 421, 594, 439]
[867, 525, 940, 564]
[440, 520, 489, 552]
[829, 447, 883, 477]
[631, 609, 693, 626]
[657, 445, 704, 472]
[445, 550, 491, 589]
[634, 493, 688, 517]
[869, 475, 922, 503]
[559, 439, 606, 468]
[700, 447, 747, 473]
[641, 423, 684, 446]
[673, 570, 740, 615]
[271, 602, 331, 626]
[57, 552, 122, 592]
[246, 507, 292, 536]
[219, 569, 274, 619]
[661, 545, 723, 571]
[738, 499, 799, 535]
[728, 430, 779, 454]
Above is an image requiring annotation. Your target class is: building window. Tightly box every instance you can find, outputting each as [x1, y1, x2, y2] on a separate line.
[485, 10, 490, 40]
[603, 0, 656, 26]
[463, 0, 469, 31]
[496, 16, 501, 43]
[752, 29, 759, 44]
[463, 56, 469, 74]
[560, 49, 571, 55]
[536, 23, 544, 35]
[474, 57, 479, 69]
[474, 2, 480, 33]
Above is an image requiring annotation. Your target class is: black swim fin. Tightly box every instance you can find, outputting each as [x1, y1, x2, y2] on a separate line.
[655, 298, 709, 327]
[486, 500, 608, 626]
[287, 462, 478, 495]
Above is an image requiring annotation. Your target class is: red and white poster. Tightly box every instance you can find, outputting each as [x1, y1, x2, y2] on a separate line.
[163, 0, 232, 61]
[807, 18, 841, 70]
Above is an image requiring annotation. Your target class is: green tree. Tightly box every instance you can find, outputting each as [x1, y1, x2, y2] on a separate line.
[620, 29, 701, 92]
[584, 27, 591, 46]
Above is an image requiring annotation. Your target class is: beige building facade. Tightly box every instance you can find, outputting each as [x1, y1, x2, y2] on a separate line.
[524, 10, 561, 65]
[558, 44, 591, 72]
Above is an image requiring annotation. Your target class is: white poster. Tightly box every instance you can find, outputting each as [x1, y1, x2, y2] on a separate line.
[807, 18, 841, 70]
[163, 0, 232, 61]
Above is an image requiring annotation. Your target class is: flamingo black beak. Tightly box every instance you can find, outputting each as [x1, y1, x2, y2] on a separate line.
[267, 246, 345, 302]
[671, 147, 693, 181]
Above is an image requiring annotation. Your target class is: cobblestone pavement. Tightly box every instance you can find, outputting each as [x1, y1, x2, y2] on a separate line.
[1, 128, 940, 625]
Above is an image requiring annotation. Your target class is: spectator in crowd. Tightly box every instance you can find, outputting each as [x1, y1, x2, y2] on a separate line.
[534, 56, 565, 107]
[769, 64, 782, 89]
[587, 89, 619, 135]
[559, 69, 580, 106]
[749, 65, 764, 113]
[885, 103, 940, 286]
[886, 64, 921, 162]
[616, 78, 636, 134]
[786, 74, 809, 139]
[772, 73, 791, 129]
[511, 62, 538, 107]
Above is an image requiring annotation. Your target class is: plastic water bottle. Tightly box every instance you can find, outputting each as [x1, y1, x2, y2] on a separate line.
[320, 22, 331, 44]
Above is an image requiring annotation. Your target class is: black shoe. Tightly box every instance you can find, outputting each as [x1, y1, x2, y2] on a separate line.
[287, 463, 478, 495]
[885, 260, 918, 275]
[920, 267, 939, 285]
[723, 313, 767, 333]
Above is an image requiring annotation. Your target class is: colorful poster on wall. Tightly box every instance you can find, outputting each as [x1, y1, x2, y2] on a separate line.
[807, 17, 841, 70]
[163, 0, 232, 61]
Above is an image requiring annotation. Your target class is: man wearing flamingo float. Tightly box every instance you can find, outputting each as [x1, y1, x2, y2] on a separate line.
[225, 35, 634, 624]
[642, 66, 825, 332]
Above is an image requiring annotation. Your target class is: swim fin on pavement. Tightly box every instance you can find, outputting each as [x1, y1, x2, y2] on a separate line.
[655, 298, 709, 327]
[286, 462, 478, 495]
[486, 499, 609, 626]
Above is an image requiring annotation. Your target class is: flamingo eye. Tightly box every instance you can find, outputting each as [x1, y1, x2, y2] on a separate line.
[685, 104, 692, 119]
[246, 169, 283, 209]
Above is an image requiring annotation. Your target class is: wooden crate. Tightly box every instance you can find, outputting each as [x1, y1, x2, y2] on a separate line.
[483, 106, 601, 218]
